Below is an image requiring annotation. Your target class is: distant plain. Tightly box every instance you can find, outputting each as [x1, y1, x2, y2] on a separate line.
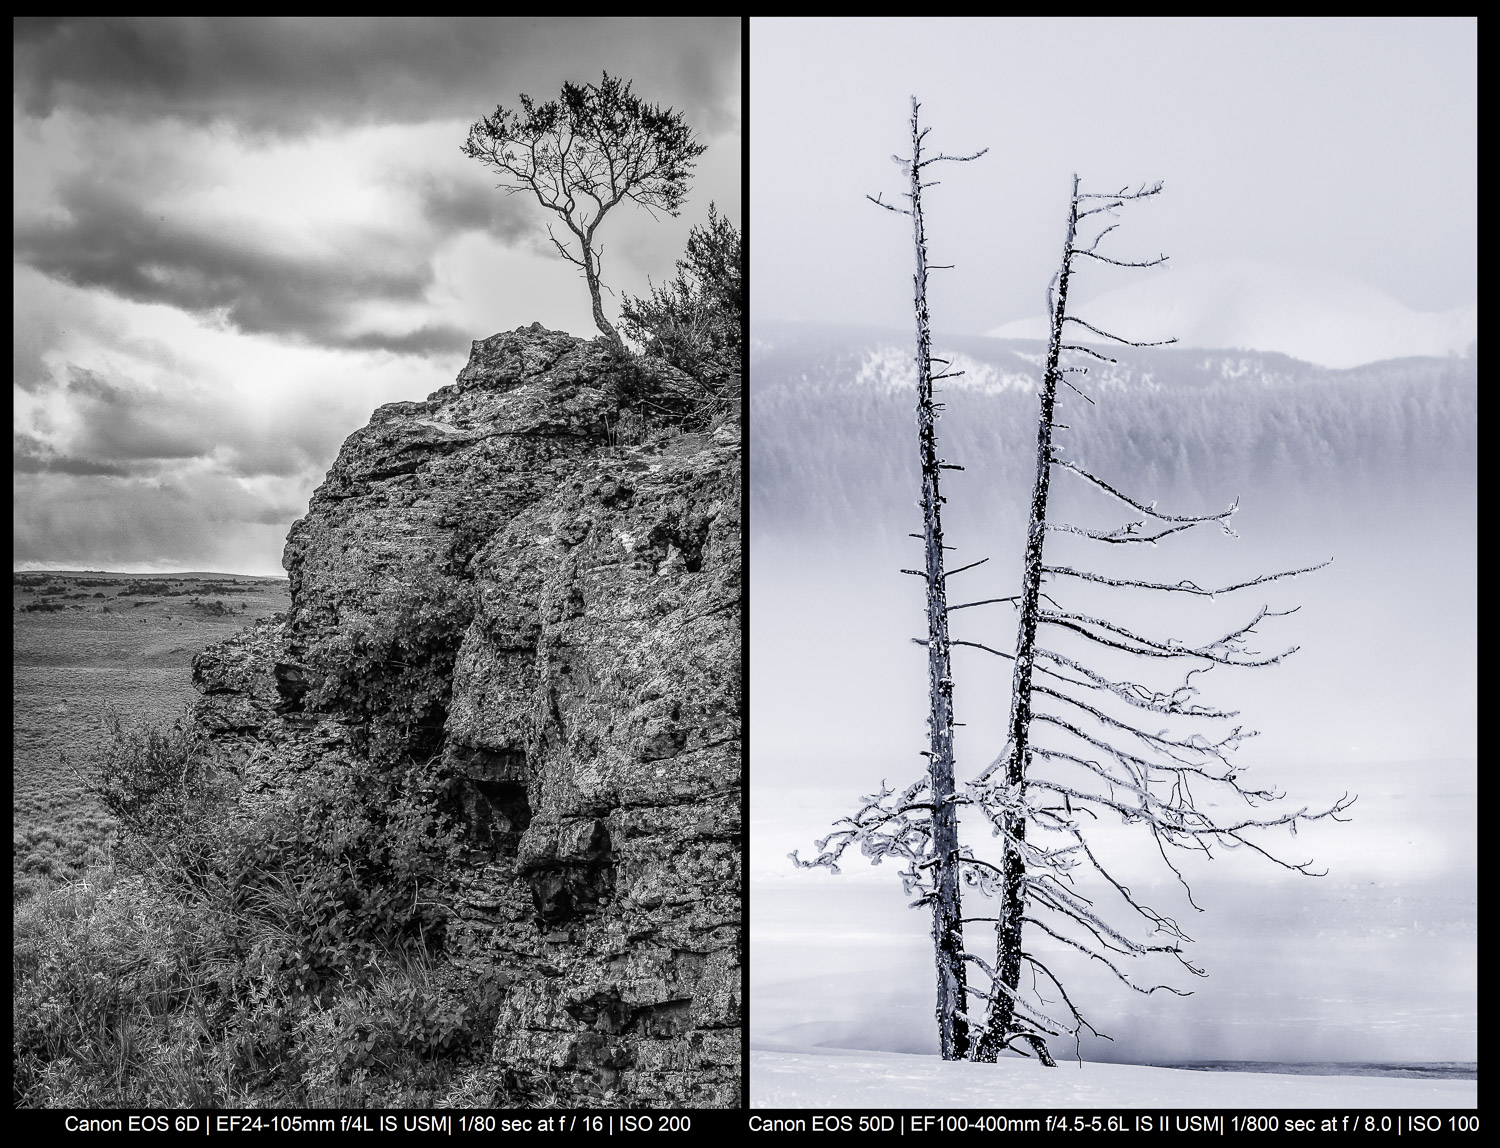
[12, 571, 291, 900]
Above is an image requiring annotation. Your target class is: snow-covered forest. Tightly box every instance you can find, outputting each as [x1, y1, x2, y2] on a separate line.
[752, 324, 1476, 546]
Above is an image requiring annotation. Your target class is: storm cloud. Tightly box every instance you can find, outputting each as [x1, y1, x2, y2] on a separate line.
[13, 107, 544, 355]
[14, 18, 740, 137]
[14, 18, 742, 574]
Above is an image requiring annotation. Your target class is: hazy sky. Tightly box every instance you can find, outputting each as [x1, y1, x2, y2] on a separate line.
[751, 17, 1476, 334]
[14, 17, 741, 575]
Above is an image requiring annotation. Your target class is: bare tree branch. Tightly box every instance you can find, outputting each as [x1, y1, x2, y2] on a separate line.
[1043, 560, 1333, 597]
[1052, 457, 1239, 525]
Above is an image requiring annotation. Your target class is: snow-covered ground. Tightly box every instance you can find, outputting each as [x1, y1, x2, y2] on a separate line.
[752, 758, 1476, 1106]
[750, 1046, 1477, 1109]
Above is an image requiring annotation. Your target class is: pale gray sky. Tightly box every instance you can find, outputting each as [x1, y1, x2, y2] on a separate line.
[751, 17, 1475, 334]
[15, 17, 741, 575]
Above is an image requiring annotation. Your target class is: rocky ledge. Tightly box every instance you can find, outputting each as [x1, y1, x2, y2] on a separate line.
[192, 326, 740, 1106]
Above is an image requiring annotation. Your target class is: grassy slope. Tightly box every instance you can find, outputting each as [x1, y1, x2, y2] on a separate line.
[12, 571, 291, 897]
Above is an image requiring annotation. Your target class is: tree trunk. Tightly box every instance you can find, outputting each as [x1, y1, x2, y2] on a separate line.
[906, 97, 969, 1062]
[972, 175, 1079, 1066]
[583, 248, 624, 349]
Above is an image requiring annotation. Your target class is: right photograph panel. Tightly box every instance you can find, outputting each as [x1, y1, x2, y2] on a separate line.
[748, 16, 1476, 1110]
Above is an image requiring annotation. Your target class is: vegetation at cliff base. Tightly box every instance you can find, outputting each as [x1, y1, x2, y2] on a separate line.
[11, 572, 526, 1108]
[15, 712, 521, 1107]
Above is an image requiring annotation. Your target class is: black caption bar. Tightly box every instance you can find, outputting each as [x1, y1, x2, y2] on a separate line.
[21, 1108, 1479, 1139]
[745, 1110, 1479, 1136]
[22, 1110, 719, 1137]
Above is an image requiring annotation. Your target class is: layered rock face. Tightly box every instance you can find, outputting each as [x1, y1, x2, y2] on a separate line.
[192, 326, 740, 1106]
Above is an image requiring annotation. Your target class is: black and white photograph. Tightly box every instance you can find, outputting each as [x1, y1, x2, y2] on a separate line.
[750, 18, 1475, 1108]
[15, 17, 742, 1110]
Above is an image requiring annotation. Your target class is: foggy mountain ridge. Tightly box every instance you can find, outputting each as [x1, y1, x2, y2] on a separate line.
[754, 319, 1473, 395]
[986, 258, 1478, 370]
[751, 320, 1476, 542]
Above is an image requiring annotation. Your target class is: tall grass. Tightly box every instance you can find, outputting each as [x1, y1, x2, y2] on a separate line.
[13, 713, 511, 1108]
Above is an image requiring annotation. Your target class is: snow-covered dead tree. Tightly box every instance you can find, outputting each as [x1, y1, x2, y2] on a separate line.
[791, 97, 986, 1061]
[959, 175, 1354, 1066]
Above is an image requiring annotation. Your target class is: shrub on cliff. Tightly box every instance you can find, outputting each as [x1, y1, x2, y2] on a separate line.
[620, 203, 743, 429]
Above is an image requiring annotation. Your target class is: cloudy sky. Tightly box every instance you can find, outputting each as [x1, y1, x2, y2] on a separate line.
[14, 17, 741, 575]
[751, 17, 1476, 337]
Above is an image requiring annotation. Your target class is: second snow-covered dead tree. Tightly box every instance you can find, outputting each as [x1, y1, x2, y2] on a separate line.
[792, 98, 986, 1061]
[959, 176, 1354, 1065]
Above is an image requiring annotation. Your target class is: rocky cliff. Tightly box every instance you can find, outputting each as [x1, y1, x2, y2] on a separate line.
[191, 325, 741, 1106]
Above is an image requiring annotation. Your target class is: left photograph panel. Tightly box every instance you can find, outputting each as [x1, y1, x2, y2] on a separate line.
[14, 16, 743, 1110]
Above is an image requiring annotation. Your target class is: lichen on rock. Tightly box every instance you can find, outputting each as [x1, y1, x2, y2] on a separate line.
[190, 325, 741, 1106]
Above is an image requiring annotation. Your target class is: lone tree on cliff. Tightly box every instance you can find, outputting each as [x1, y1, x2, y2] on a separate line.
[619, 202, 744, 424]
[462, 71, 708, 350]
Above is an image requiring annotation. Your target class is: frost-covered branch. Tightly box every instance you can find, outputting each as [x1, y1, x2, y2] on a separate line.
[1046, 519, 1201, 545]
[789, 777, 934, 889]
[1044, 560, 1332, 597]
[1030, 687, 1251, 771]
[1052, 457, 1239, 527]
[1035, 649, 1235, 719]
[1038, 604, 1300, 666]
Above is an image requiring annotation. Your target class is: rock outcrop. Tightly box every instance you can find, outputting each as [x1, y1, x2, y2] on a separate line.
[192, 325, 740, 1106]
